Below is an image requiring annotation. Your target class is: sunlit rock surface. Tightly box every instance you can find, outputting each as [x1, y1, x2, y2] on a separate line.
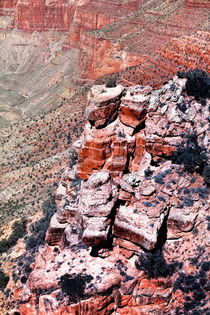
[7, 76, 209, 314]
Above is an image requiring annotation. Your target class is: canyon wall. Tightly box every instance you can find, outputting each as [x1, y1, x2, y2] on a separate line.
[0, 0, 209, 86]
[118, 31, 210, 87]
[15, 0, 76, 32]
[74, 0, 210, 83]
[0, 0, 77, 31]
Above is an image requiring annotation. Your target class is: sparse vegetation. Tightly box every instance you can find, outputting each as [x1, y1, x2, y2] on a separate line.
[153, 169, 171, 185]
[59, 273, 93, 302]
[173, 259, 209, 314]
[105, 77, 117, 88]
[69, 149, 78, 168]
[171, 133, 208, 175]
[0, 218, 27, 254]
[185, 69, 210, 100]
[25, 193, 57, 249]
[0, 90, 85, 247]
[0, 270, 9, 291]
[135, 249, 182, 279]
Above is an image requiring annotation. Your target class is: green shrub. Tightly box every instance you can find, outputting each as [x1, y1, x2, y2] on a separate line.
[0, 270, 9, 291]
[105, 77, 117, 88]
[185, 68, 210, 100]
[135, 249, 182, 279]
[173, 260, 209, 313]
[59, 273, 93, 302]
[171, 133, 207, 174]
[0, 218, 27, 254]
[25, 193, 56, 250]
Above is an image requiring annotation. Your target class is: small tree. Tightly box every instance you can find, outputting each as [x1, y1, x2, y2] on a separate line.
[185, 69, 210, 99]
[171, 133, 207, 174]
[202, 165, 210, 186]
[60, 273, 93, 302]
[135, 249, 182, 279]
[0, 270, 9, 291]
[105, 77, 117, 88]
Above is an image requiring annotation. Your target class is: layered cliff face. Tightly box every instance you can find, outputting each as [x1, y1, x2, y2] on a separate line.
[72, 0, 209, 82]
[1, 0, 209, 86]
[0, 0, 77, 31]
[5, 74, 209, 314]
[118, 31, 210, 88]
[15, 0, 77, 32]
[0, 0, 209, 128]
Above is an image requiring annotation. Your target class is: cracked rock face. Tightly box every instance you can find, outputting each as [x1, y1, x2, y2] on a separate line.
[14, 76, 209, 314]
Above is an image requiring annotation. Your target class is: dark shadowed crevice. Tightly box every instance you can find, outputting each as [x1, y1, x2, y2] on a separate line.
[135, 207, 182, 278]
[150, 157, 163, 167]
[107, 199, 125, 243]
[134, 209, 182, 279]
[133, 119, 146, 135]
[123, 151, 131, 175]
[155, 208, 169, 250]
[90, 200, 124, 257]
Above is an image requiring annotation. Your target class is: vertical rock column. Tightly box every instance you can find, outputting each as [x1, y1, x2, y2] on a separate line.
[45, 167, 82, 246]
[80, 170, 118, 246]
[77, 84, 124, 179]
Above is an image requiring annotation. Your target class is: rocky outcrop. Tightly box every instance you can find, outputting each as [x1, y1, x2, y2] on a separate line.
[10, 75, 209, 314]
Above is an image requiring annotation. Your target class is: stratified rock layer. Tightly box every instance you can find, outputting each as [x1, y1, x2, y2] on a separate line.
[0, 0, 209, 87]
[68, 0, 209, 83]
[9, 76, 209, 314]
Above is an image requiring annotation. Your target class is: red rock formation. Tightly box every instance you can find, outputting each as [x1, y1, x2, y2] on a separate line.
[15, 0, 76, 32]
[73, 0, 209, 83]
[5, 75, 209, 314]
[63, 1, 120, 49]
[185, 0, 210, 8]
[118, 31, 210, 88]
[0, 0, 18, 10]
[0, 0, 209, 86]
